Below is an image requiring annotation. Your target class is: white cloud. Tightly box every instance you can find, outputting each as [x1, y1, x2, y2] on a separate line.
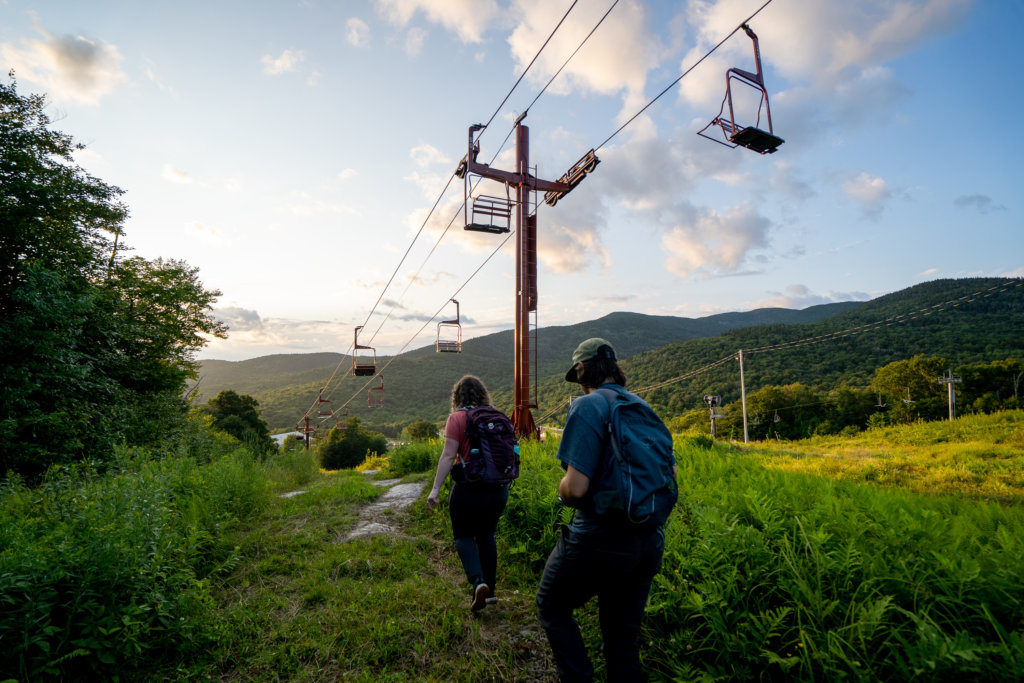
[338, 168, 358, 181]
[918, 268, 939, 277]
[842, 172, 890, 218]
[678, 0, 969, 134]
[507, 0, 656, 118]
[289, 198, 357, 216]
[1, 26, 126, 104]
[375, 0, 500, 43]
[346, 18, 371, 47]
[660, 204, 772, 278]
[162, 164, 193, 184]
[185, 221, 229, 246]
[405, 27, 427, 55]
[409, 143, 451, 167]
[261, 49, 306, 75]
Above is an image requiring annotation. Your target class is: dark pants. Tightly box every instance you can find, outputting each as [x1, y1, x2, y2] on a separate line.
[448, 482, 509, 592]
[536, 524, 664, 682]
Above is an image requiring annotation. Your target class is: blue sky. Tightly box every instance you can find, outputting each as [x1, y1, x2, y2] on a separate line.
[3, 0, 1020, 361]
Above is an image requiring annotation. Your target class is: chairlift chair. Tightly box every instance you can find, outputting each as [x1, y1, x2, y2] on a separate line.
[334, 409, 349, 430]
[457, 124, 513, 234]
[436, 299, 462, 353]
[368, 377, 384, 408]
[773, 410, 781, 423]
[352, 326, 376, 377]
[317, 391, 332, 417]
[697, 24, 784, 155]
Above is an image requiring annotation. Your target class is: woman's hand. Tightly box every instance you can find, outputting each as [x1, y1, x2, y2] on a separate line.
[426, 488, 441, 510]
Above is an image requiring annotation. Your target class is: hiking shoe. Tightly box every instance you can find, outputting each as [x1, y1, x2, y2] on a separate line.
[485, 596, 498, 605]
[471, 583, 490, 611]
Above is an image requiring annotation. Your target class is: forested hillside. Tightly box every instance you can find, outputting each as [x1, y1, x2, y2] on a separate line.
[197, 278, 1021, 436]
[195, 303, 860, 432]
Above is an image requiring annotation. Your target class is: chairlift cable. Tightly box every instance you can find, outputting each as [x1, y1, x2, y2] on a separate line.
[332, 231, 517, 413]
[593, 0, 776, 151]
[522, 0, 620, 119]
[477, 0, 581, 137]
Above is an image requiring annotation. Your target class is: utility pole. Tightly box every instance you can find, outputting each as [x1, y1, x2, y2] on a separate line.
[937, 369, 962, 422]
[458, 117, 599, 438]
[738, 350, 749, 443]
[703, 395, 723, 438]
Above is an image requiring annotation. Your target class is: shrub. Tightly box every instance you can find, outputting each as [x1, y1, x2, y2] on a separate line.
[317, 418, 388, 471]
[387, 441, 438, 477]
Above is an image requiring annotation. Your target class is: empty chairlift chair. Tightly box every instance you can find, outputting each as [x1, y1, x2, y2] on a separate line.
[436, 299, 462, 353]
[367, 377, 384, 408]
[456, 124, 513, 234]
[317, 390, 333, 418]
[697, 24, 784, 155]
[352, 326, 376, 377]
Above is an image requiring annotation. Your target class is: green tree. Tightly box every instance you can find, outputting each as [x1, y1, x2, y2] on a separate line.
[317, 417, 387, 470]
[200, 391, 274, 453]
[871, 356, 948, 423]
[0, 76, 226, 477]
[403, 420, 439, 441]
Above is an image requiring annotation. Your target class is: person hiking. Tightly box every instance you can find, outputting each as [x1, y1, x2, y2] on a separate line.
[537, 338, 674, 681]
[427, 375, 512, 612]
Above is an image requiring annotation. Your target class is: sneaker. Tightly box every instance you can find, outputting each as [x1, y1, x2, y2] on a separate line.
[471, 583, 490, 611]
[485, 596, 498, 605]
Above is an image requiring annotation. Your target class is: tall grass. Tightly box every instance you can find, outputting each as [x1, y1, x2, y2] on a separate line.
[0, 444, 317, 680]
[644, 439, 1024, 681]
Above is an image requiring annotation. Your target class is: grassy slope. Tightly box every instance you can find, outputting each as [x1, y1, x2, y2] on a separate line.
[153, 411, 1024, 681]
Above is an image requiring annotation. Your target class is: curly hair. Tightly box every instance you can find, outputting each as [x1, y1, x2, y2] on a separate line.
[451, 375, 491, 411]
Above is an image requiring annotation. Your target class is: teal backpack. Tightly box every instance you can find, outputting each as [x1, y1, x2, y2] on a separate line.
[592, 387, 678, 528]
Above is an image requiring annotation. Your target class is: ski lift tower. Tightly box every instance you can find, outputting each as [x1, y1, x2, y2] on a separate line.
[457, 115, 599, 438]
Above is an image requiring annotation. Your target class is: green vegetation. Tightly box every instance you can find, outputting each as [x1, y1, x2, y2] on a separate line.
[4, 413, 1023, 680]
[316, 417, 388, 471]
[200, 390, 275, 453]
[1, 76, 225, 480]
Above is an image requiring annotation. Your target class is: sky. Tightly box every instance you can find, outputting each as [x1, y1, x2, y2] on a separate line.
[2, 0, 1021, 362]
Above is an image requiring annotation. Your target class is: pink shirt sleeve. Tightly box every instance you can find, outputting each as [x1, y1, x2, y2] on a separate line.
[444, 410, 470, 459]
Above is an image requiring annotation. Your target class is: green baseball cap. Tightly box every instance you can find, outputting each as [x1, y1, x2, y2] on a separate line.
[564, 338, 616, 382]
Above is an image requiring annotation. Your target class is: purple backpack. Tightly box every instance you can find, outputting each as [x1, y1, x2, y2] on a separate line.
[453, 405, 520, 484]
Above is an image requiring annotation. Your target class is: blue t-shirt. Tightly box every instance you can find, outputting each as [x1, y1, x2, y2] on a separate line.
[556, 383, 625, 532]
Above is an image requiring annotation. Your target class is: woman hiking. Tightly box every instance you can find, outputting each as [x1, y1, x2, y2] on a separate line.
[427, 375, 511, 611]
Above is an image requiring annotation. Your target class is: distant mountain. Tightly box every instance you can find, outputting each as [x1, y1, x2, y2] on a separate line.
[194, 278, 1023, 434]
[194, 301, 860, 432]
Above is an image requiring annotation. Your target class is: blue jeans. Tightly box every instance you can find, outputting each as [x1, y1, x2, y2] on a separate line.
[448, 482, 509, 592]
[536, 523, 664, 682]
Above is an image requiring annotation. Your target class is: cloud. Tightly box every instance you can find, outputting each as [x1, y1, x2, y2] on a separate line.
[185, 221, 229, 246]
[954, 194, 1007, 214]
[289, 197, 357, 216]
[660, 204, 772, 278]
[142, 60, 176, 98]
[212, 307, 264, 332]
[751, 284, 869, 309]
[507, 0, 657, 116]
[375, 0, 500, 43]
[918, 268, 939, 277]
[346, 17, 371, 47]
[842, 172, 890, 218]
[405, 27, 427, 55]
[338, 168, 358, 181]
[261, 49, 306, 75]
[1, 26, 126, 104]
[162, 164, 193, 184]
[409, 143, 451, 167]
[678, 0, 968, 134]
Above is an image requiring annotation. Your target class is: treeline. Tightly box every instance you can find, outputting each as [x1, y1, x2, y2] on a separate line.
[665, 355, 1023, 440]
[1, 77, 226, 479]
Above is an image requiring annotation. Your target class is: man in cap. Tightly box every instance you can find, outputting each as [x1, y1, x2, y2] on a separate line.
[536, 338, 668, 682]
